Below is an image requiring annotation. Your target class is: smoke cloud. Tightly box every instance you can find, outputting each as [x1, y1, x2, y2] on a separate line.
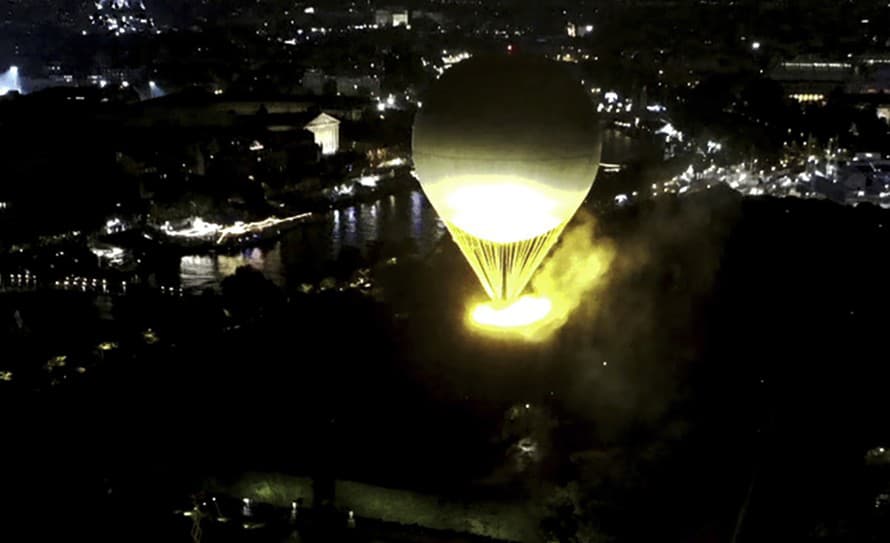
[525, 210, 616, 342]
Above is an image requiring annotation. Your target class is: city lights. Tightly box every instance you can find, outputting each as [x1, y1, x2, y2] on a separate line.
[90, 245, 125, 265]
[5, 1, 890, 535]
[162, 213, 312, 244]
[441, 51, 471, 67]
[656, 122, 684, 142]
[162, 217, 222, 239]
[789, 93, 825, 103]
[216, 214, 312, 244]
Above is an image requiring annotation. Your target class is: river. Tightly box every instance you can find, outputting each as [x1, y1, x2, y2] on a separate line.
[179, 190, 447, 291]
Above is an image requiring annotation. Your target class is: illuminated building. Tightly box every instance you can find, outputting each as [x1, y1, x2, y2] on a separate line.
[375, 8, 409, 27]
[392, 10, 409, 27]
[770, 56, 852, 102]
[304, 112, 340, 155]
[413, 55, 601, 304]
[566, 22, 593, 37]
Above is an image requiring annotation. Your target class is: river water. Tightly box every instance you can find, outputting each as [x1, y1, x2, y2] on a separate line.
[179, 130, 652, 291]
[179, 190, 447, 291]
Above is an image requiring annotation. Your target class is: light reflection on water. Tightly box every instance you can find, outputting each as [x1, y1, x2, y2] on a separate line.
[411, 191, 424, 238]
[180, 247, 283, 291]
[601, 127, 659, 164]
[179, 190, 445, 291]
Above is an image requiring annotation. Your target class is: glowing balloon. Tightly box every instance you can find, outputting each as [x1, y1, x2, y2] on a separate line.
[413, 55, 601, 302]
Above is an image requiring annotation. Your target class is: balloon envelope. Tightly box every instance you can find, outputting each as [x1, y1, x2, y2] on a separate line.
[413, 55, 601, 301]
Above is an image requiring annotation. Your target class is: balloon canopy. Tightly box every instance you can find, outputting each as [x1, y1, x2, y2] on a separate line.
[413, 55, 601, 302]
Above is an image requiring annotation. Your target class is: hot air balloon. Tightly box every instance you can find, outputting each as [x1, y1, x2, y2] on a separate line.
[413, 55, 601, 304]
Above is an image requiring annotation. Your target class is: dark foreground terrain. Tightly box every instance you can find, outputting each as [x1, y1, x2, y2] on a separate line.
[4, 188, 890, 542]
